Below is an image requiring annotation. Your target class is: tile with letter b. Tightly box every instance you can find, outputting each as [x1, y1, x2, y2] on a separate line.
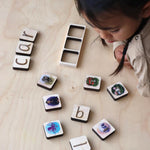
[20, 28, 38, 42]
[13, 55, 30, 70]
[43, 120, 63, 139]
[71, 105, 90, 122]
[70, 136, 91, 150]
[16, 41, 34, 56]
[92, 119, 115, 140]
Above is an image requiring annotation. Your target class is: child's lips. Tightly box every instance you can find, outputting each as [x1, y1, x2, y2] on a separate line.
[107, 40, 115, 43]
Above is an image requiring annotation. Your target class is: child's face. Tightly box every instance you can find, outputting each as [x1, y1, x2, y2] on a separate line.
[83, 13, 142, 43]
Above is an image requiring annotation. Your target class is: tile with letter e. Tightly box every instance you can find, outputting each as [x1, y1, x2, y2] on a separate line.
[107, 82, 128, 100]
[16, 40, 34, 56]
[84, 75, 101, 91]
[70, 136, 91, 150]
[37, 73, 57, 90]
[13, 55, 30, 70]
[43, 94, 62, 111]
[20, 28, 38, 42]
[43, 120, 63, 139]
[92, 119, 115, 140]
[71, 105, 90, 123]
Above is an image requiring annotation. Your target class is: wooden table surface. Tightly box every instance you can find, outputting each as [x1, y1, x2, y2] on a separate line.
[0, 0, 150, 149]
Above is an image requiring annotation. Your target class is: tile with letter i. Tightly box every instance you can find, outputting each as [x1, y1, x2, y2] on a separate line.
[70, 136, 91, 150]
[43, 94, 62, 111]
[43, 120, 63, 139]
[84, 75, 101, 91]
[37, 73, 57, 90]
[107, 82, 128, 100]
[71, 105, 90, 123]
[20, 28, 38, 42]
[16, 41, 34, 56]
[92, 119, 115, 140]
[13, 55, 30, 70]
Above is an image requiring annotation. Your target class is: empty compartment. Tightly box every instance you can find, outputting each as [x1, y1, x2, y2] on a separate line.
[68, 25, 85, 38]
[61, 50, 79, 65]
[64, 37, 82, 50]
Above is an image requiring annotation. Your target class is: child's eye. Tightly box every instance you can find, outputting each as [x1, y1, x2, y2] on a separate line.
[110, 29, 120, 33]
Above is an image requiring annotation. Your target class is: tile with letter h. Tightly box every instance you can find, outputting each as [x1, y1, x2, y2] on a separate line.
[107, 82, 128, 100]
[43, 120, 63, 139]
[92, 119, 115, 140]
[43, 94, 62, 111]
[70, 136, 91, 150]
[71, 105, 90, 123]
[84, 75, 101, 91]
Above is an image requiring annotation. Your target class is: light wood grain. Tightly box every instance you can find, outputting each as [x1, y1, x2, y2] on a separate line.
[0, 0, 150, 150]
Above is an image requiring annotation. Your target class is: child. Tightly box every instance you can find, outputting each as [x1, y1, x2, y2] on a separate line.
[74, 0, 150, 97]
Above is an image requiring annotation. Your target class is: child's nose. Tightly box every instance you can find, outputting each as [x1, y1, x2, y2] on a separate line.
[99, 30, 112, 40]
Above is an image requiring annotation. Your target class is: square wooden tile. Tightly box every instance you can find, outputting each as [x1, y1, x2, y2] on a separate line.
[13, 55, 30, 70]
[71, 105, 90, 122]
[107, 82, 128, 100]
[43, 120, 63, 139]
[43, 94, 62, 111]
[92, 119, 115, 140]
[70, 136, 91, 150]
[84, 75, 101, 91]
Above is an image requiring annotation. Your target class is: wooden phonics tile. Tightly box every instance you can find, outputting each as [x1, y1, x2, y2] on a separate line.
[71, 105, 90, 122]
[70, 136, 91, 150]
[107, 82, 128, 100]
[16, 41, 34, 56]
[84, 75, 101, 91]
[60, 24, 86, 67]
[43, 94, 62, 111]
[43, 120, 63, 139]
[37, 73, 57, 90]
[13, 55, 30, 70]
[92, 119, 115, 140]
[20, 28, 38, 42]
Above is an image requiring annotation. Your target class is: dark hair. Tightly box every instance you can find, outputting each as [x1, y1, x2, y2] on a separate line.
[74, 0, 150, 75]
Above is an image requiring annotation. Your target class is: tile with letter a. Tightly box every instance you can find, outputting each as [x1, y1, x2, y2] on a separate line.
[43, 120, 63, 139]
[107, 82, 128, 100]
[13, 55, 30, 70]
[43, 94, 62, 111]
[70, 136, 91, 150]
[71, 105, 90, 122]
[92, 119, 115, 140]
[16, 41, 34, 56]
[20, 28, 38, 42]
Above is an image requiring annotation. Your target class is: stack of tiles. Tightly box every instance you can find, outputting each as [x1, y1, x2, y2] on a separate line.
[13, 28, 38, 70]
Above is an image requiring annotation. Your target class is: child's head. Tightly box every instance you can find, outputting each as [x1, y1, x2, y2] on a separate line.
[75, 0, 150, 43]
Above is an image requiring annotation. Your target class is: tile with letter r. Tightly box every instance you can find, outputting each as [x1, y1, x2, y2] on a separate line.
[70, 136, 91, 150]
[43, 120, 63, 139]
[20, 28, 38, 42]
[13, 55, 30, 70]
[71, 105, 90, 122]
